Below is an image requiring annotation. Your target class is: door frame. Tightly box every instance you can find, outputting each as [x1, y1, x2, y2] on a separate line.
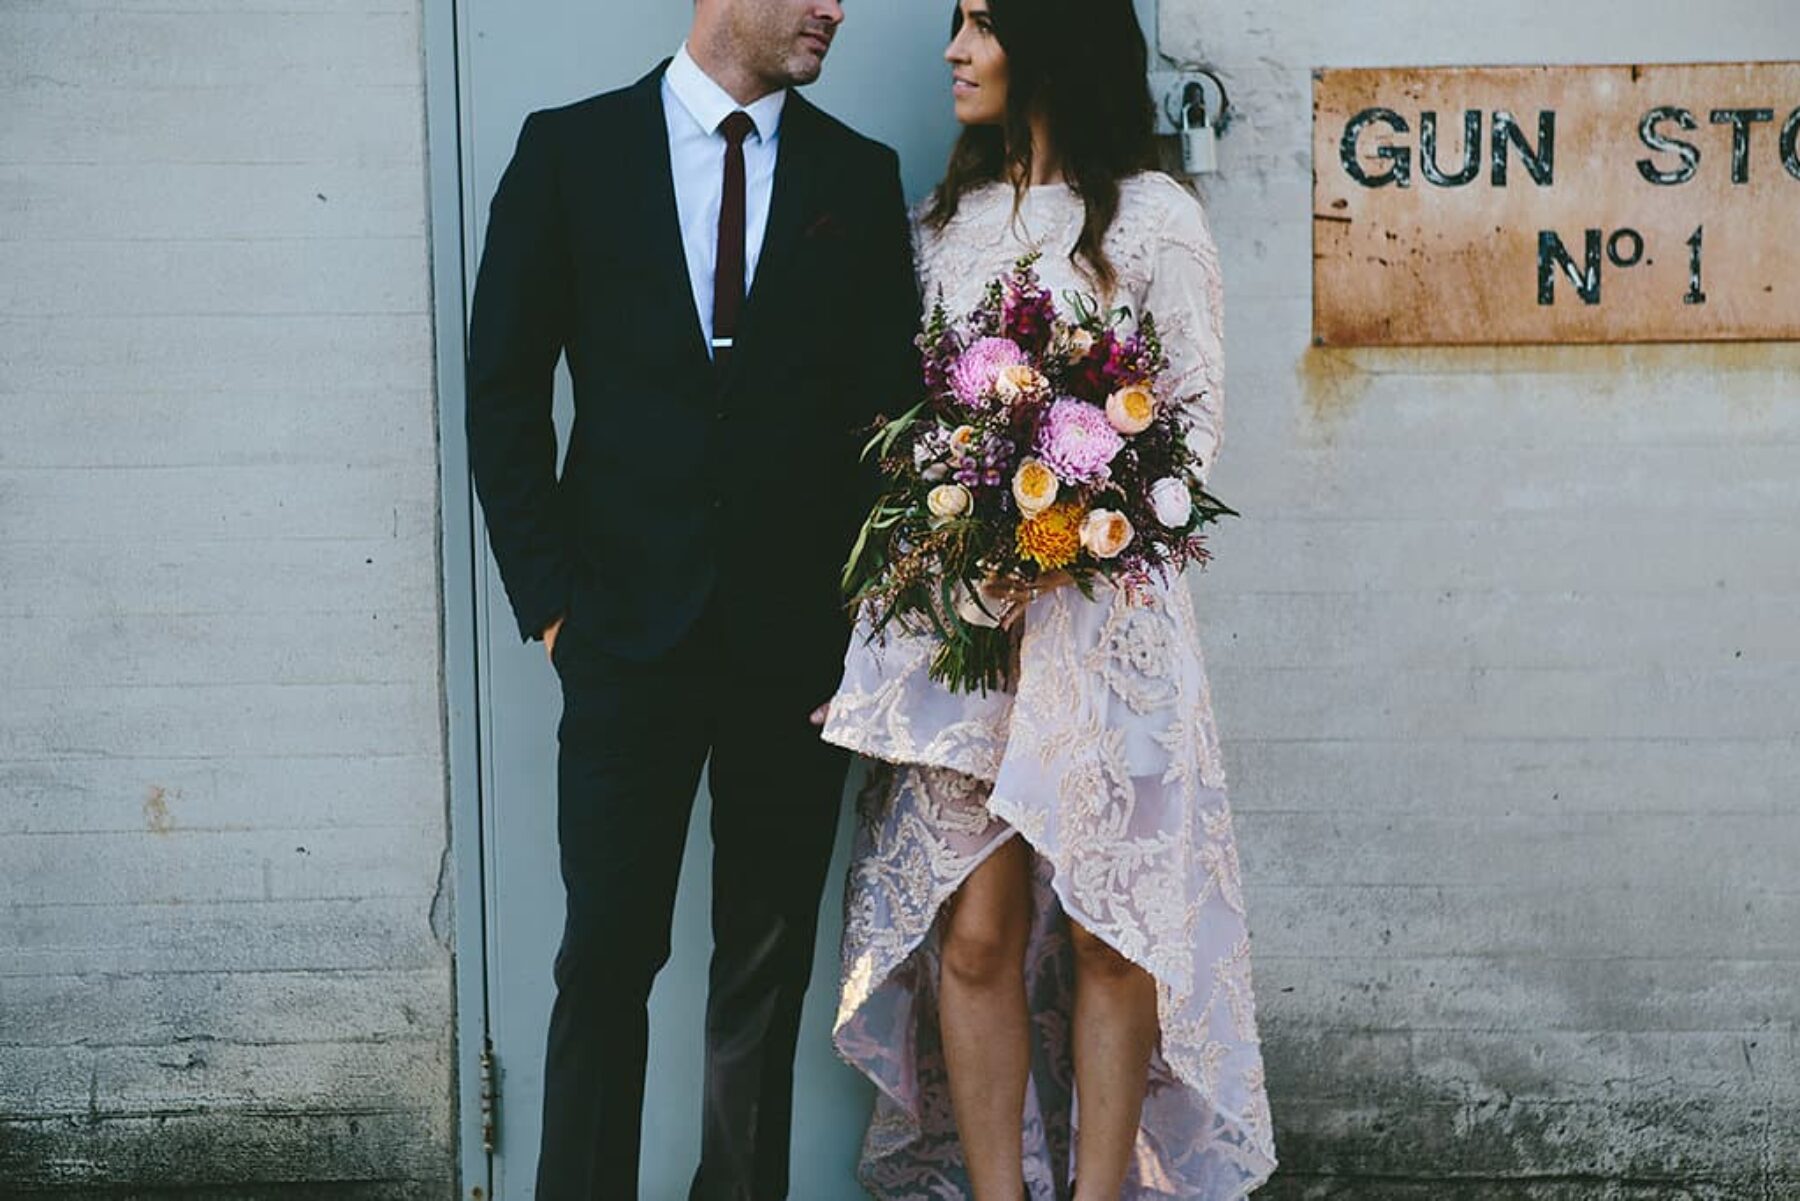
[422, 0, 493, 1196]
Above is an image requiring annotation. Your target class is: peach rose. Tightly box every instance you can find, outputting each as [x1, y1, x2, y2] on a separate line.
[1079, 508, 1135, 559]
[1011, 458, 1059, 516]
[949, 424, 979, 460]
[1105, 385, 1157, 435]
[995, 363, 1047, 403]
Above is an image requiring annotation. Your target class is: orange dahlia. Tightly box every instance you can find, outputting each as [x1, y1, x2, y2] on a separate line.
[1015, 501, 1084, 570]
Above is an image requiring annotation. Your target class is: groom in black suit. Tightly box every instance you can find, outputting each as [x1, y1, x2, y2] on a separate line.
[465, 1, 920, 1196]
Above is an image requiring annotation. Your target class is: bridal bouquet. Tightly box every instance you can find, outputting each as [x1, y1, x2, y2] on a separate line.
[843, 255, 1235, 694]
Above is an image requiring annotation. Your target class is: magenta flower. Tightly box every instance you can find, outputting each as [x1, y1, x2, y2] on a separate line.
[1036, 397, 1124, 484]
[949, 337, 1027, 408]
[1003, 283, 1057, 354]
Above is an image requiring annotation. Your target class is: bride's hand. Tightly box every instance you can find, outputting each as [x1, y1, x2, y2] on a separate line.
[983, 571, 1073, 606]
[982, 571, 1073, 630]
[808, 700, 831, 728]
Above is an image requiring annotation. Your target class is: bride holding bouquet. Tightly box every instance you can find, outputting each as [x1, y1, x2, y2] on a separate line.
[815, 0, 1279, 1196]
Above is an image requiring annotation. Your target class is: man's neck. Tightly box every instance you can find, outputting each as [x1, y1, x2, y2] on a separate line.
[685, 35, 779, 108]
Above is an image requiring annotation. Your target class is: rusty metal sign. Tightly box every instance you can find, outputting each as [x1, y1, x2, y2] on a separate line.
[1313, 62, 1800, 345]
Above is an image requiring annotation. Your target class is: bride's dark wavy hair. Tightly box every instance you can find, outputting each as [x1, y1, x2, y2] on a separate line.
[923, 0, 1159, 294]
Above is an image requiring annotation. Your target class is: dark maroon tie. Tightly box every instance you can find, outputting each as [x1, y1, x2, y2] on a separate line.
[712, 111, 756, 370]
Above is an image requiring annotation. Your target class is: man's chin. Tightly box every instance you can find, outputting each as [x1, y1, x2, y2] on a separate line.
[781, 47, 828, 86]
[784, 64, 824, 87]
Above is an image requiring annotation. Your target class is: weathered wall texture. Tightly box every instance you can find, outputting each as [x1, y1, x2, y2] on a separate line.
[0, 1, 454, 1195]
[1166, 1, 1800, 1196]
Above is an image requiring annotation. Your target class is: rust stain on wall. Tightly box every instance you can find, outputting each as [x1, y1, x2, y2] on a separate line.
[143, 785, 174, 834]
[1297, 347, 1374, 434]
[1296, 340, 1800, 433]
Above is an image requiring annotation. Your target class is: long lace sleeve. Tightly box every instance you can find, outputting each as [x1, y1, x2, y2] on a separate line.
[1142, 182, 1226, 485]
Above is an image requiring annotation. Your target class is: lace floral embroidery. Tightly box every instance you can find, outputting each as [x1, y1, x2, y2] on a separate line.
[826, 172, 1274, 1199]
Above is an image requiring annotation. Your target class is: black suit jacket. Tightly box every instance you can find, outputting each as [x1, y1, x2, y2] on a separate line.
[466, 64, 921, 681]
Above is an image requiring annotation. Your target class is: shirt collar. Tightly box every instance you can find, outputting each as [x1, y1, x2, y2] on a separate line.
[666, 43, 787, 142]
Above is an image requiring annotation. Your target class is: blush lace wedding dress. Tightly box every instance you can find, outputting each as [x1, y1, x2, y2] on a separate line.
[822, 173, 1278, 1199]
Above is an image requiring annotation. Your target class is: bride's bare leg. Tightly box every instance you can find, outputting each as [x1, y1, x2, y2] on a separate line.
[1068, 921, 1158, 1201]
[938, 834, 1033, 1201]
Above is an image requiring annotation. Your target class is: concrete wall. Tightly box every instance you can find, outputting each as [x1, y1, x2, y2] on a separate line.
[0, 0, 455, 1194]
[1167, 1, 1800, 1196]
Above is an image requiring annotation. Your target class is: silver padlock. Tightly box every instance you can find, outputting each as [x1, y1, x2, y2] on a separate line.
[1181, 93, 1219, 175]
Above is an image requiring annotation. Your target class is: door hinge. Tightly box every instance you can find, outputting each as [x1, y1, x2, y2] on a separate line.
[479, 1038, 498, 1154]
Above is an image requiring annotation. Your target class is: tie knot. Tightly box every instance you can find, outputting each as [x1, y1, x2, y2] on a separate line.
[718, 110, 756, 147]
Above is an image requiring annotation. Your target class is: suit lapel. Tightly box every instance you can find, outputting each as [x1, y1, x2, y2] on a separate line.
[623, 63, 713, 385]
[721, 93, 825, 394]
[748, 94, 823, 312]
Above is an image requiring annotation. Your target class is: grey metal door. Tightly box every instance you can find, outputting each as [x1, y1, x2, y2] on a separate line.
[453, 5, 962, 1197]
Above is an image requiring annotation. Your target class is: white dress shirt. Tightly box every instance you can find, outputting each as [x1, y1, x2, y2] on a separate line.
[662, 44, 787, 354]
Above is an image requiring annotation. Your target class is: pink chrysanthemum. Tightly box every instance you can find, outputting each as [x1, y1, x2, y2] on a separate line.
[1036, 397, 1124, 484]
[949, 337, 1027, 408]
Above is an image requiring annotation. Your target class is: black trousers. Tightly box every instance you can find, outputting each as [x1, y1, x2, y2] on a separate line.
[535, 599, 849, 1201]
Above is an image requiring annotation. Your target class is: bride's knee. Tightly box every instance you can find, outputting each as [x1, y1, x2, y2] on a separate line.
[1069, 921, 1144, 985]
[940, 909, 1025, 990]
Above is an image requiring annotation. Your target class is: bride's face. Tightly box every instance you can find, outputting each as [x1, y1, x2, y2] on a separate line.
[945, 0, 1008, 126]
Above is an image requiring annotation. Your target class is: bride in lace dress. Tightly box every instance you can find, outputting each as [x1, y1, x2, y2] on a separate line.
[816, 0, 1277, 1196]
